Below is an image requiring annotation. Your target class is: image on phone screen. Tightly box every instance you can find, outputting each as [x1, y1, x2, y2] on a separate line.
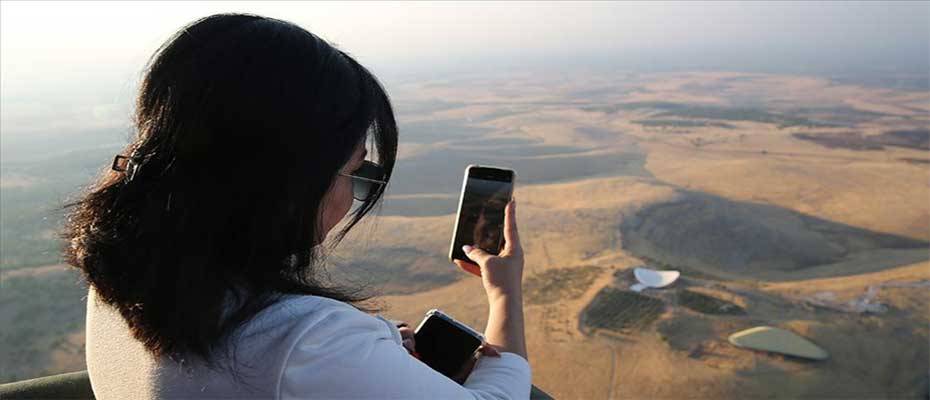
[450, 167, 513, 262]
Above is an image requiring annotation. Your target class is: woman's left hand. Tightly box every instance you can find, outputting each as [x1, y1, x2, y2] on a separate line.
[397, 323, 416, 355]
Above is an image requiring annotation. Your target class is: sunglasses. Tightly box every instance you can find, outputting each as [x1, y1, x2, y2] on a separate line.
[340, 160, 387, 201]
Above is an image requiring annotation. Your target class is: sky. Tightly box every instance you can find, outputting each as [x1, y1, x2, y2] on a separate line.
[1, 1, 928, 138]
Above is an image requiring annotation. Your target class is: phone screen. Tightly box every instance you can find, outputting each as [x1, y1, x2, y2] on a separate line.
[450, 166, 514, 263]
[414, 313, 482, 378]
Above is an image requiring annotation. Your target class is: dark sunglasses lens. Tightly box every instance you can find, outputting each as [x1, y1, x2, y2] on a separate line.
[355, 161, 385, 181]
[350, 161, 385, 201]
[352, 178, 373, 201]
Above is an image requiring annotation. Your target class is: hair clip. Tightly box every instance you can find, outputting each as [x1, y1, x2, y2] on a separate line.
[112, 154, 140, 181]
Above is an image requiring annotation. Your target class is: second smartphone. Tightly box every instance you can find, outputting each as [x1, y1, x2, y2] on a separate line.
[448, 165, 515, 270]
[413, 309, 484, 379]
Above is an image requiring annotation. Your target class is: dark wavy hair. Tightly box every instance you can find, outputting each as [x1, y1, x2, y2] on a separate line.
[62, 13, 397, 367]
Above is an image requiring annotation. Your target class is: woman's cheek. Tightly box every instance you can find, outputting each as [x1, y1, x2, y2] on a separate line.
[336, 179, 353, 219]
[320, 178, 353, 239]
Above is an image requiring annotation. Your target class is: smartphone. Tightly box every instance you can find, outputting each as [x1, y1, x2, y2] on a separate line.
[448, 165, 515, 268]
[413, 309, 484, 379]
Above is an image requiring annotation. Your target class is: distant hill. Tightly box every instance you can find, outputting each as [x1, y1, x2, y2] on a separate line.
[620, 190, 929, 279]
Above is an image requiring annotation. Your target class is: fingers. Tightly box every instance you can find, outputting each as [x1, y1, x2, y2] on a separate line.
[396, 325, 416, 354]
[402, 338, 415, 353]
[453, 259, 482, 277]
[398, 326, 414, 340]
[478, 343, 501, 357]
[502, 200, 521, 255]
[462, 245, 494, 266]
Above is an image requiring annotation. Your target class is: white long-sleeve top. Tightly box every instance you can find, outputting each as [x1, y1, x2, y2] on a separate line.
[85, 287, 532, 399]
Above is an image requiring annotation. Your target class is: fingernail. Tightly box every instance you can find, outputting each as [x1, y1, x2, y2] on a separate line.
[462, 245, 473, 253]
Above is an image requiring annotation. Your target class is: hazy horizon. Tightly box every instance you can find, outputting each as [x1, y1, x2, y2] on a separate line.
[1, 1, 928, 141]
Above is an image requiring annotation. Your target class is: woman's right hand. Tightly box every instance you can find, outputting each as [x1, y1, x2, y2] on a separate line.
[454, 200, 524, 302]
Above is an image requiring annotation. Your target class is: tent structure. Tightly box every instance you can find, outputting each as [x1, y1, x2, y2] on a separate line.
[630, 267, 680, 292]
[728, 326, 829, 360]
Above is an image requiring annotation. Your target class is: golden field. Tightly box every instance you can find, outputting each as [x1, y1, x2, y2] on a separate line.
[2, 71, 927, 398]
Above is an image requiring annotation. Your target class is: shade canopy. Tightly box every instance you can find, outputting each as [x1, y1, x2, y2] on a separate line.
[728, 326, 829, 360]
[633, 267, 680, 290]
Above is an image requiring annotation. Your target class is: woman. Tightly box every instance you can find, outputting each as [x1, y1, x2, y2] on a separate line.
[64, 13, 530, 399]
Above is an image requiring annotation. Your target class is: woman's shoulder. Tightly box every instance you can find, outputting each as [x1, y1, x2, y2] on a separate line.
[266, 293, 355, 319]
[221, 294, 398, 384]
[243, 294, 394, 346]
[279, 294, 395, 338]
[242, 294, 363, 334]
[243, 295, 405, 395]
[255, 294, 403, 360]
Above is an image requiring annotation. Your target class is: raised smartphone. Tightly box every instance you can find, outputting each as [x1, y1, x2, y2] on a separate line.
[413, 309, 484, 379]
[448, 165, 515, 267]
